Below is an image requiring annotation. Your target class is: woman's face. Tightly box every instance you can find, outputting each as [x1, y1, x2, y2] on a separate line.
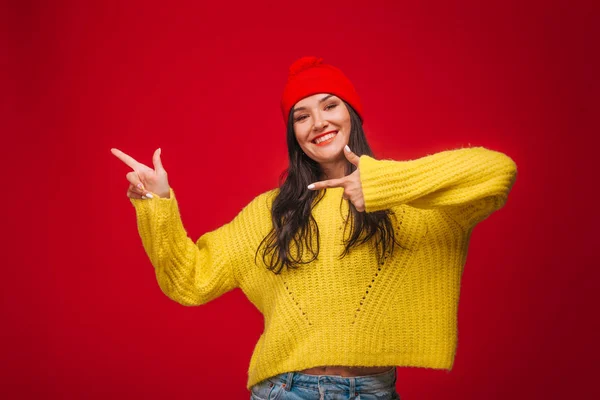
[292, 93, 351, 165]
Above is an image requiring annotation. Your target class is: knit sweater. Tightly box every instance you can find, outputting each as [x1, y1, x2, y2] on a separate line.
[129, 146, 517, 390]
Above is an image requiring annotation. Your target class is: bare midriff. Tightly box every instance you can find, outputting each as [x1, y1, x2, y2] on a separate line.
[298, 366, 395, 377]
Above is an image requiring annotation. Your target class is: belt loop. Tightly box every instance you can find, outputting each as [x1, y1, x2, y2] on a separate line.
[349, 377, 356, 398]
[284, 372, 294, 391]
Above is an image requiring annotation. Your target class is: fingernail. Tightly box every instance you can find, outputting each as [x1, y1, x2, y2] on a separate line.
[307, 184, 315, 189]
[145, 193, 154, 198]
[344, 145, 351, 152]
[142, 196, 147, 199]
[137, 183, 144, 190]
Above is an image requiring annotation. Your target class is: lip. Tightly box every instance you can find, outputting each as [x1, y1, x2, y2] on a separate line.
[311, 130, 338, 143]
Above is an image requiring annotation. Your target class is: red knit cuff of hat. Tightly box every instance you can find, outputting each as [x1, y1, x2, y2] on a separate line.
[280, 56, 364, 126]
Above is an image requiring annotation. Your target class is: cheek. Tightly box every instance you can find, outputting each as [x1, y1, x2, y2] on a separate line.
[340, 119, 351, 135]
[294, 126, 311, 144]
[334, 111, 351, 129]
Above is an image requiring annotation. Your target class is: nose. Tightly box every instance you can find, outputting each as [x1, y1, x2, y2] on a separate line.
[312, 112, 329, 131]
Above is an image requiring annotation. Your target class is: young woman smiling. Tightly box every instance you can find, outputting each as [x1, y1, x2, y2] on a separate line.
[112, 57, 517, 399]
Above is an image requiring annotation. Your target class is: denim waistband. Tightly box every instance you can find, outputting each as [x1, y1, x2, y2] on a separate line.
[267, 367, 397, 392]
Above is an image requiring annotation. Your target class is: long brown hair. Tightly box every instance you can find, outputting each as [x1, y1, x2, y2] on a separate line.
[256, 101, 402, 274]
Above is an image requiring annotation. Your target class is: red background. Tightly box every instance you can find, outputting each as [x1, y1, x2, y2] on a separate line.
[5, 0, 599, 398]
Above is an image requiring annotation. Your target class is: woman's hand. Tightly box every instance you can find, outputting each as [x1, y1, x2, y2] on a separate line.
[307, 146, 365, 212]
[111, 148, 171, 199]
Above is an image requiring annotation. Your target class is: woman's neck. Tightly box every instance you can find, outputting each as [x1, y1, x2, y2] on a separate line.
[319, 160, 346, 180]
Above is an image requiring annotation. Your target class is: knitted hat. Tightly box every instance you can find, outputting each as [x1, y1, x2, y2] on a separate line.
[280, 56, 364, 126]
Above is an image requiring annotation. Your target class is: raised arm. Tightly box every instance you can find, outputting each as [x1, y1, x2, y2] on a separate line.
[111, 147, 261, 306]
[129, 188, 259, 306]
[359, 146, 518, 230]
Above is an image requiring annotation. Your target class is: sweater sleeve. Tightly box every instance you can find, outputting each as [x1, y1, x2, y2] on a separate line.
[129, 187, 255, 306]
[359, 146, 518, 230]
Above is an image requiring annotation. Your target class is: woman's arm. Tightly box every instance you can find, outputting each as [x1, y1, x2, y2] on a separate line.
[130, 188, 256, 306]
[359, 146, 517, 230]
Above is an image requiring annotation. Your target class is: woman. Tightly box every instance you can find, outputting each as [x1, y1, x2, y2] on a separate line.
[111, 57, 517, 400]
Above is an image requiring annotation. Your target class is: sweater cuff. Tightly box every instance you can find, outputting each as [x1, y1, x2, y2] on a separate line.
[129, 187, 187, 261]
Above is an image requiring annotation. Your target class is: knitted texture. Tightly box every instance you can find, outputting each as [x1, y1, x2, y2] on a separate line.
[280, 56, 364, 125]
[129, 146, 517, 390]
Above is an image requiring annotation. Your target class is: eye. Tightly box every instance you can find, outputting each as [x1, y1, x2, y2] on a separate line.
[324, 103, 338, 110]
[294, 115, 308, 123]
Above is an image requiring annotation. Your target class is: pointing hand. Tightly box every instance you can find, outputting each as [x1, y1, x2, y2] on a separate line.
[111, 148, 171, 199]
[307, 146, 365, 212]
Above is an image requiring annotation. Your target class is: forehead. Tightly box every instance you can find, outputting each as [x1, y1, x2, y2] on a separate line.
[294, 93, 338, 109]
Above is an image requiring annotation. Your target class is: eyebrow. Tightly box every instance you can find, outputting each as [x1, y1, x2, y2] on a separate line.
[293, 95, 336, 113]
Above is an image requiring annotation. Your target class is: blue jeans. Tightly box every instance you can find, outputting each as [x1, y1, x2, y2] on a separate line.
[250, 367, 400, 400]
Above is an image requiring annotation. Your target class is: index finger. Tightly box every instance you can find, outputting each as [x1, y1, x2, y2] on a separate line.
[307, 177, 346, 190]
[111, 148, 140, 170]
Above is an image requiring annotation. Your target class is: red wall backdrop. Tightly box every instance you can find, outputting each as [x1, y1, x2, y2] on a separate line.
[5, 0, 599, 398]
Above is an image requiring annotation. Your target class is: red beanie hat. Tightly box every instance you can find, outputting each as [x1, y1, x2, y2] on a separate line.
[281, 56, 364, 126]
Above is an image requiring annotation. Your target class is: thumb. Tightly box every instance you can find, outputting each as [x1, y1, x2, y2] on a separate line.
[152, 148, 165, 172]
[344, 145, 360, 166]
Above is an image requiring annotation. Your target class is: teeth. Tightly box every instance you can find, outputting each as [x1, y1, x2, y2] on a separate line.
[314, 132, 337, 144]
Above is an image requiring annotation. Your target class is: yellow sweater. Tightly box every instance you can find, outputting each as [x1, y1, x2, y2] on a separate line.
[130, 146, 517, 390]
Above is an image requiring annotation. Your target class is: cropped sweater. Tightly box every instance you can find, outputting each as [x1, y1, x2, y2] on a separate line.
[129, 146, 517, 390]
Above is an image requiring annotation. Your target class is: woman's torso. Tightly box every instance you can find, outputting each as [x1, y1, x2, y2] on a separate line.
[250, 190, 403, 380]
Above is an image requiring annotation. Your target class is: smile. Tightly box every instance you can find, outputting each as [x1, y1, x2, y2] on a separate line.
[313, 131, 338, 145]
